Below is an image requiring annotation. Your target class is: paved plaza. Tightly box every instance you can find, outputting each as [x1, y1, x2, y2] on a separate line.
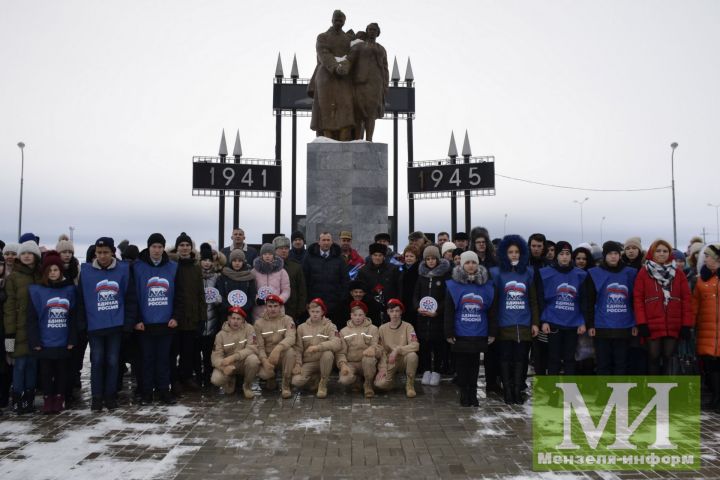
[1, 368, 719, 480]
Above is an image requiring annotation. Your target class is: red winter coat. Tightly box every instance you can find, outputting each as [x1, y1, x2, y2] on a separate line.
[633, 267, 692, 340]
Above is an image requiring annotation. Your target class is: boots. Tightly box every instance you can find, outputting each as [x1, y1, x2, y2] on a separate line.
[12, 391, 21, 414]
[459, 385, 470, 407]
[512, 363, 526, 405]
[242, 379, 254, 400]
[281, 378, 292, 399]
[316, 378, 328, 399]
[405, 375, 416, 398]
[42, 396, 54, 414]
[21, 390, 35, 414]
[54, 394, 65, 413]
[159, 389, 177, 405]
[467, 385, 479, 407]
[500, 362, 513, 405]
[104, 395, 118, 411]
[710, 372, 720, 412]
[363, 378, 375, 399]
[91, 397, 103, 412]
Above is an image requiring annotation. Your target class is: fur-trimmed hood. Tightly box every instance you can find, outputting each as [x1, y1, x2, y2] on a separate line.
[498, 234, 530, 273]
[419, 258, 452, 278]
[451, 264, 490, 285]
[252, 256, 284, 274]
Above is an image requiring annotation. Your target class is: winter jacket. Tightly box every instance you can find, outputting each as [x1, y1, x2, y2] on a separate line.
[336, 318, 381, 367]
[63, 257, 80, 285]
[220, 244, 258, 266]
[397, 262, 419, 327]
[3, 262, 41, 357]
[174, 254, 208, 332]
[76, 258, 137, 336]
[622, 254, 644, 270]
[342, 248, 365, 268]
[254, 312, 296, 361]
[283, 258, 307, 322]
[693, 266, 720, 357]
[211, 321, 259, 368]
[26, 278, 78, 359]
[444, 264, 494, 353]
[584, 262, 637, 338]
[216, 266, 256, 322]
[377, 321, 419, 370]
[633, 265, 692, 340]
[289, 247, 307, 264]
[357, 260, 399, 320]
[339, 293, 382, 327]
[201, 270, 221, 337]
[303, 243, 349, 317]
[294, 317, 342, 365]
[251, 256, 290, 321]
[414, 259, 451, 341]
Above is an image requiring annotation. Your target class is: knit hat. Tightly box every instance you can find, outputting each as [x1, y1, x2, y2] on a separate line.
[308, 297, 327, 314]
[19, 232, 39, 244]
[453, 232, 469, 241]
[147, 233, 166, 248]
[265, 294, 284, 305]
[386, 298, 405, 313]
[3, 242, 20, 255]
[369, 243, 387, 256]
[408, 231, 425, 242]
[229, 248, 246, 263]
[291, 231, 305, 241]
[117, 239, 130, 255]
[460, 251, 479, 268]
[95, 237, 116, 252]
[200, 242, 214, 261]
[349, 300, 368, 314]
[339, 231, 352, 240]
[672, 249, 686, 262]
[602, 241, 623, 257]
[555, 241, 572, 255]
[374, 233, 391, 243]
[175, 232, 192, 249]
[423, 245, 440, 260]
[56, 234, 74, 253]
[705, 244, 720, 261]
[441, 242, 457, 256]
[227, 306, 247, 318]
[41, 250, 64, 274]
[624, 236, 642, 251]
[272, 236, 291, 249]
[18, 240, 41, 258]
[348, 279, 368, 292]
[122, 245, 139, 261]
[260, 243, 275, 256]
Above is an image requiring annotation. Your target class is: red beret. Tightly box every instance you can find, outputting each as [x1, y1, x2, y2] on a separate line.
[386, 298, 405, 313]
[308, 297, 327, 314]
[227, 306, 247, 318]
[349, 300, 368, 314]
[265, 294, 284, 305]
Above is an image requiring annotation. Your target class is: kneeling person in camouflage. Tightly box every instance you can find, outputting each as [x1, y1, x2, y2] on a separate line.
[211, 307, 260, 399]
[337, 300, 381, 398]
[292, 298, 342, 398]
[374, 299, 420, 398]
[254, 294, 297, 398]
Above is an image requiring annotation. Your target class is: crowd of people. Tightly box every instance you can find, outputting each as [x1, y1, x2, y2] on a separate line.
[0, 225, 717, 414]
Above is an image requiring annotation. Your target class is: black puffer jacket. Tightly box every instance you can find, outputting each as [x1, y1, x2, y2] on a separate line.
[397, 262, 419, 327]
[413, 259, 451, 340]
[216, 265, 256, 322]
[303, 243, 349, 316]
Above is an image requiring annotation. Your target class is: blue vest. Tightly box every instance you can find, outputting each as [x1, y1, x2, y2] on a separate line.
[446, 280, 494, 337]
[490, 267, 534, 328]
[589, 266, 637, 329]
[540, 266, 587, 327]
[133, 260, 177, 325]
[28, 284, 76, 348]
[80, 261, 130, 332]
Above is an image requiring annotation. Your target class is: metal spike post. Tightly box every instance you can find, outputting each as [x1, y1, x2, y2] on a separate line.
[462, 130, 472, 233]
[275, 53, 284, 78]
[218, 129, 228, 249]
[232, 130, 242, 229]
[391, 57, 400, 81]
[291, 54, 299, 79]
[448, 131, 458, 237]
[404, 58, 414, 82]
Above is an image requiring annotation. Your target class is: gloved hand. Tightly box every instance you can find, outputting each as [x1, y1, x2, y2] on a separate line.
[636, 324, 651, 338]
[4, 338, 15, 353]
[679, 326, 692, 340]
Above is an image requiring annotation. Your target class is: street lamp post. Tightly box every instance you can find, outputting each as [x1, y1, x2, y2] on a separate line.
[573, 197, 590, 242]
[600, 216, 606, 244]
[671, 142, 678, 248]
[709, 203, 720, 242]
[17, 142, 25, 240]
[503, 213, 508, 236]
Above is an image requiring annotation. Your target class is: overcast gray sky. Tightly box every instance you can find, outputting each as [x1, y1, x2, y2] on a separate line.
[1, 0, 719, 255]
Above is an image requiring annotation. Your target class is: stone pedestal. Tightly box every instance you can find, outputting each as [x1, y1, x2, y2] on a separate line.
[306, 141, 388, 257]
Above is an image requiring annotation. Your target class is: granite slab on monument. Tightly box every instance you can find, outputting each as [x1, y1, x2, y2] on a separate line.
[306, 139, 388, 257]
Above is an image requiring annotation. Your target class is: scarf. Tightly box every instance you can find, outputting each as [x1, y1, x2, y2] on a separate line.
[222, 266, 254, 282]
[645, 260, 676, 305]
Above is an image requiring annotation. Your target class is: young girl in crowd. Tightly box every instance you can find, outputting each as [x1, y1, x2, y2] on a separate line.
[414, 245, 451, 386]
[538, 241, 587, 376]
[216, 249, 256, 321]
[251, 244, 290, 322]
[3, 240, 42, 413]
[445, 251, 494, 407]
[572, 245, 595, 374]
[633, 239, 693, 375]
[693, 244, 720, 410]
[26, 251, 77, 413]
[490, 235, 539, 405]
[398, 245, 420, 328]
[199, 243, 222, 388]
[585, 241, 638, 375]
